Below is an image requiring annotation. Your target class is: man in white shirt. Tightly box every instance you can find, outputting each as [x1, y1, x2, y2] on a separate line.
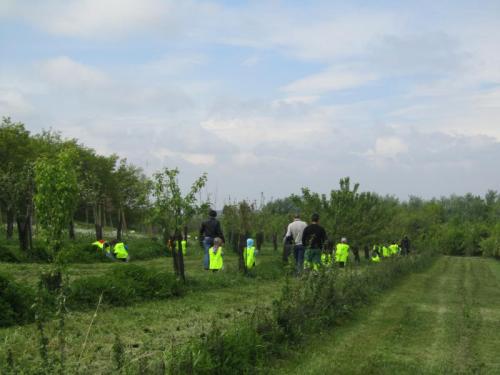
[284, 213, 307, 274]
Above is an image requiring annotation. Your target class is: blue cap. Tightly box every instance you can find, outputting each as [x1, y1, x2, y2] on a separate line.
[247, 238, 254, 247]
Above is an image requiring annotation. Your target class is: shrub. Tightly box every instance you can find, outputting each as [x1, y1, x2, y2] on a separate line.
[68, 264, 183, 308]
[165, 253, 435, 373]
[0, 273, 35, 327]
[0, 244, 20, 262]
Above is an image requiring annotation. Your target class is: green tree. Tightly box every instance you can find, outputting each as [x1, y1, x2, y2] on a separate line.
[152, 168, 207, 281]
[0, 117, 35, 249]
[111, 159, 151, 241]
[34, 148, 79, 257]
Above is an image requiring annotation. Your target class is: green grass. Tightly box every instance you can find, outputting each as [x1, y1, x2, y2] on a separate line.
[0, 247, 289, 372]
[274, 256, 500, 374]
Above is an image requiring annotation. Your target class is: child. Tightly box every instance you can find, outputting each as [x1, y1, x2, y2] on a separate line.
[243, 238, 257, 270]
[209, 237, 224, 272]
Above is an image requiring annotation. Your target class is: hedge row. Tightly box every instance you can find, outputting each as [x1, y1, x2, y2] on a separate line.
[163, 253, 435, 374]
[0, 264, 183, 328]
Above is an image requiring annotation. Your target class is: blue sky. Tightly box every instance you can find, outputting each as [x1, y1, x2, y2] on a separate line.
[1, 0, 500, 205]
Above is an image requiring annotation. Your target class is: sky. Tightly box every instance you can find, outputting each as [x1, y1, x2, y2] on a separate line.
[1, 0, 500, 205]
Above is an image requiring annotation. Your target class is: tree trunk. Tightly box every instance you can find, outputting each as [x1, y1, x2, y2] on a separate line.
[6, 208, 14, 239]
[94, 204, 103, 240]
[121, 210, 127, 233]
[256, 231, 264, 251]
[116, 208, 123, 242]
[238, 233, 246, 274]
[85, 206, 88, 224]
[109, 212, 113, 229]
[17, 215, 30, 252]
[177, 235, 186, 282]
[69, 219, 75, 240]
[272, 232, 278, 252]
[171, 234, 179, 276]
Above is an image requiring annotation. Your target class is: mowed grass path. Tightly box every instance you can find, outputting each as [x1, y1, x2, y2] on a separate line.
[276, 256, 500, 375]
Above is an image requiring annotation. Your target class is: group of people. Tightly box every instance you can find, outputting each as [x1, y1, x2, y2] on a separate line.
[284, 213, 411, 273]
[92, 239, 129, 262]
[92, 209, 410, 273]
[198, 209, 257, 272]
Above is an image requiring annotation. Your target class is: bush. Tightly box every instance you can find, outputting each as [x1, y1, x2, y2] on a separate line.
[68, 264, 183, 308]
[165, 253, 435, 374]
[0, 244, 20, 262]
[0, 273, 35, 327]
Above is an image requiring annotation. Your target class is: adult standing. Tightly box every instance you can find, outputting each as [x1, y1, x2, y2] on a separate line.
[302, 213, 327, 271]
[401, 235, 411, 256]
[284, 213, 307, 273]
[199, 209, 225, 270]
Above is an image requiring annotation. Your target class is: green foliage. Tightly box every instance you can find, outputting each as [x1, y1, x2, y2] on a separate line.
[34, 148, 79, 256]
[0, 243, 21, 262]
[68, 264, 183, 308]
[152, 167, 208, 240]
[0, 273, 35, 327]
[166, 253, 434, 373]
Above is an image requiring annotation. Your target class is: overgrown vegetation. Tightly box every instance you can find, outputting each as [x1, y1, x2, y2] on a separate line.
[158, 253, 435, 374]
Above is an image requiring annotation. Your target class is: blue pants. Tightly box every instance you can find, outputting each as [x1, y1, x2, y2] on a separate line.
[203, 237, 212, 270]
[294, 244, 305, 274]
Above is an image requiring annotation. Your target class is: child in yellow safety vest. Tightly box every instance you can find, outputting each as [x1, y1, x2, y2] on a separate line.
[335, 237, 350, 268]
[389, 243, 400, 256]
[371, 247, 381, 263]
[174, 239, 187, 256]
[209, 237, 224, 272]
[92, 239, 112, 259]
[114, 242, 129, 262]
[382, 244, 391, 258]
[243, 238, 257, 270]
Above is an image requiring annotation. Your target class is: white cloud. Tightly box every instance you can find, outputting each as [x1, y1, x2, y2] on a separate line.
[0, 89, 33, 115]
[38, 56, 109, 88]
[16, 0, 168, 38]
[282, 67, 377, 96]
[241, 55, 260, 67]
[154, 148, 216, 166]
[271, 96, 319, 107]
[368, 137, 409, 159]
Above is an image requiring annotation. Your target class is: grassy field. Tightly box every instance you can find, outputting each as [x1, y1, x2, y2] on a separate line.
[0, 247, 288, 372]
[275, 256, 500, 374]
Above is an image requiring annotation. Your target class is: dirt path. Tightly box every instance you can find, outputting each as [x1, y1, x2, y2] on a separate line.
[275, 256, 500, 374]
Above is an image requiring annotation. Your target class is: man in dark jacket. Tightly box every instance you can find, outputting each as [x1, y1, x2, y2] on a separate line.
[199, 209, 225, 270]
[302, 213, 327, 271]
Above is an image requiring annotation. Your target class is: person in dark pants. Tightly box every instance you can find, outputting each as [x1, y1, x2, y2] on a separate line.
[284, 213, 307, 274]
[363, 245, 370, 260]
[283, 235, 294, 263]
[401, 235, 411, 256]
[302, 213, 327, 271]
[199, 209, 225, 270]
[353, 245, 361, 264]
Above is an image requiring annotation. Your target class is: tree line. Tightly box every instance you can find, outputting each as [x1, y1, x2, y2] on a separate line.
[3, 116, 500, 261]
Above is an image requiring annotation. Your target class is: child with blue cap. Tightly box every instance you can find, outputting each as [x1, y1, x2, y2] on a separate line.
[243, 238, 257, 270]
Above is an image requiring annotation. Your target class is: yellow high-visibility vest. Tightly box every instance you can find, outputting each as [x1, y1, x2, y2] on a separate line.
[209, 246, 223, 270]
[382, 246, 390, 257]
[321, 253, 332, 265]
[114, 242, 129, 259]
[371, 254, 381, 263]
[175, 240, 187, 255]
[389, 244, 399, 255]
[92, 241, 104, 250]
[243, 246, 256, 269]
[335, 243, 350, 263]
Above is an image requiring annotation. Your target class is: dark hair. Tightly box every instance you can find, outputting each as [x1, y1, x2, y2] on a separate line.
[311, 213, 319, 222]
[209, 209, 217, 218]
